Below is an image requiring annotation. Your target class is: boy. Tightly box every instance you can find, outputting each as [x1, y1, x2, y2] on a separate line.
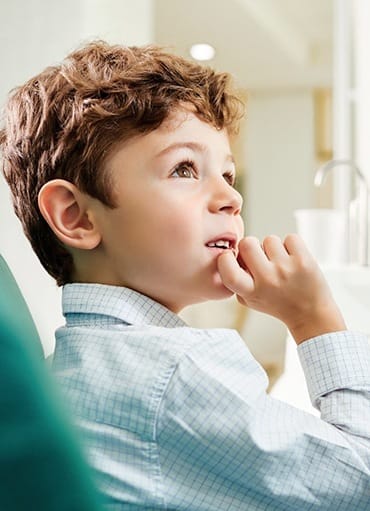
[1, 41, 370, 510]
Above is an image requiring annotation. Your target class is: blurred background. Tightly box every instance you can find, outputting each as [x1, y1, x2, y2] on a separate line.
[1, 0, 368, 409]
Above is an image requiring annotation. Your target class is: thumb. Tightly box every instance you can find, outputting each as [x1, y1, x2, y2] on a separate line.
[217, 250, 255, 296]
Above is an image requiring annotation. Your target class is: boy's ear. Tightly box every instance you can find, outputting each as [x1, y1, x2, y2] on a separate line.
[38, 179, 101, 250]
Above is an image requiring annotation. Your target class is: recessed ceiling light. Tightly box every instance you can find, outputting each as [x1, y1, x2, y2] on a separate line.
[189, 43, 215, 61]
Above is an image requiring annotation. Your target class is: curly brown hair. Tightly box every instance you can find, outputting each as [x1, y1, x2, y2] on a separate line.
[0, 41, 244, 286]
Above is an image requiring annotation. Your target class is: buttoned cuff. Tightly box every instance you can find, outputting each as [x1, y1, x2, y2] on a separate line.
[297, 331, 370, 408]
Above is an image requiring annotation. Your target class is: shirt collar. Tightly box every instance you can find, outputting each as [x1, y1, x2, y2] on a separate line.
[62, 283, 187, 328]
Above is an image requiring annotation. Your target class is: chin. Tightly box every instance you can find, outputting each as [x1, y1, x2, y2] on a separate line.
[206, 274, 235, 300]
[212, 286, 235, 300]
[180, 281, 234, 310]
[169, 271, 235, 310]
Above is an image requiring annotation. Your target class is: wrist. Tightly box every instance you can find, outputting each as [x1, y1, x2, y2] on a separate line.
[287, 302, 346, 345]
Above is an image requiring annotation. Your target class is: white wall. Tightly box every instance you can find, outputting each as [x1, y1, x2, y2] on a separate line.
[0, 0, 153, 355]
[244, 90, 316, 239]
[353, 0, 370, 182]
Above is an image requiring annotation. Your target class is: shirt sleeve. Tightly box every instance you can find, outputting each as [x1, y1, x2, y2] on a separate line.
[156, 328, 370, 511]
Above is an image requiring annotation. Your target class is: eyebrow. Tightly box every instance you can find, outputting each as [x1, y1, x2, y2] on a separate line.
[155, 141, 235, 165]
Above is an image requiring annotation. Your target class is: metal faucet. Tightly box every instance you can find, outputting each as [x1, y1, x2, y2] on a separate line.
[314, 159, 369, 266]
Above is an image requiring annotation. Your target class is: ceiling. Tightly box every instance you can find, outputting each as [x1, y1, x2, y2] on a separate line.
[154, 0, 333, 90]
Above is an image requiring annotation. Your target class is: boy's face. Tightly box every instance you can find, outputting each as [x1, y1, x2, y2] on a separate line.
[90, 107, 244, 312]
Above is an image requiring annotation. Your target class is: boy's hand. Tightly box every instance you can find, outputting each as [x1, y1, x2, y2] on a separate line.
[217, 234, 346, 345]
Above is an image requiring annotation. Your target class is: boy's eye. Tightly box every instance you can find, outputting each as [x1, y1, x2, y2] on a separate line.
[223, 171, 236, 187]
[171, 160, 197, 179]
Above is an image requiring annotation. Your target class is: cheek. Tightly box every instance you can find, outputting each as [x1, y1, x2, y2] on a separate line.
[122, 194, 199, 255]
[157, 205, 196, 238]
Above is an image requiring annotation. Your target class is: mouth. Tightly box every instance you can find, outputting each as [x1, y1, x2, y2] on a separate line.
[205, 234, 238, 256]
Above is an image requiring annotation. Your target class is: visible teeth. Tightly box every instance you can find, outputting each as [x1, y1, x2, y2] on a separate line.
[207, 240, 230, 249]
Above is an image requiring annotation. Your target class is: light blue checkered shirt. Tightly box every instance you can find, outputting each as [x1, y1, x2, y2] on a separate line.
[52, 283, 370, 510]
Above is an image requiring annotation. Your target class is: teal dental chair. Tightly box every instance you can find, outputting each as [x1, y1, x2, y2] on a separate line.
[0, 254, 102, 510]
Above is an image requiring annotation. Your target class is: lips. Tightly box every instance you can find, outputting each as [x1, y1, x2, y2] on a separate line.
[205, 233, 238, 255]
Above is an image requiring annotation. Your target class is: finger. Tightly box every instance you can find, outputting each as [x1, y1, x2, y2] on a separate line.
[217, 250, 255, 296]
[284, 233, 313, 258]
[262, 235, 289, 262]
[238, 236, 270, 278]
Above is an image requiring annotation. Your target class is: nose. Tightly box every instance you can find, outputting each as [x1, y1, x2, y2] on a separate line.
[209, 176, 243, 215]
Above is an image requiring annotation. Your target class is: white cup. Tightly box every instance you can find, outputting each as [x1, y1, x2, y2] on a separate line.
[294, 209, 347, 265]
